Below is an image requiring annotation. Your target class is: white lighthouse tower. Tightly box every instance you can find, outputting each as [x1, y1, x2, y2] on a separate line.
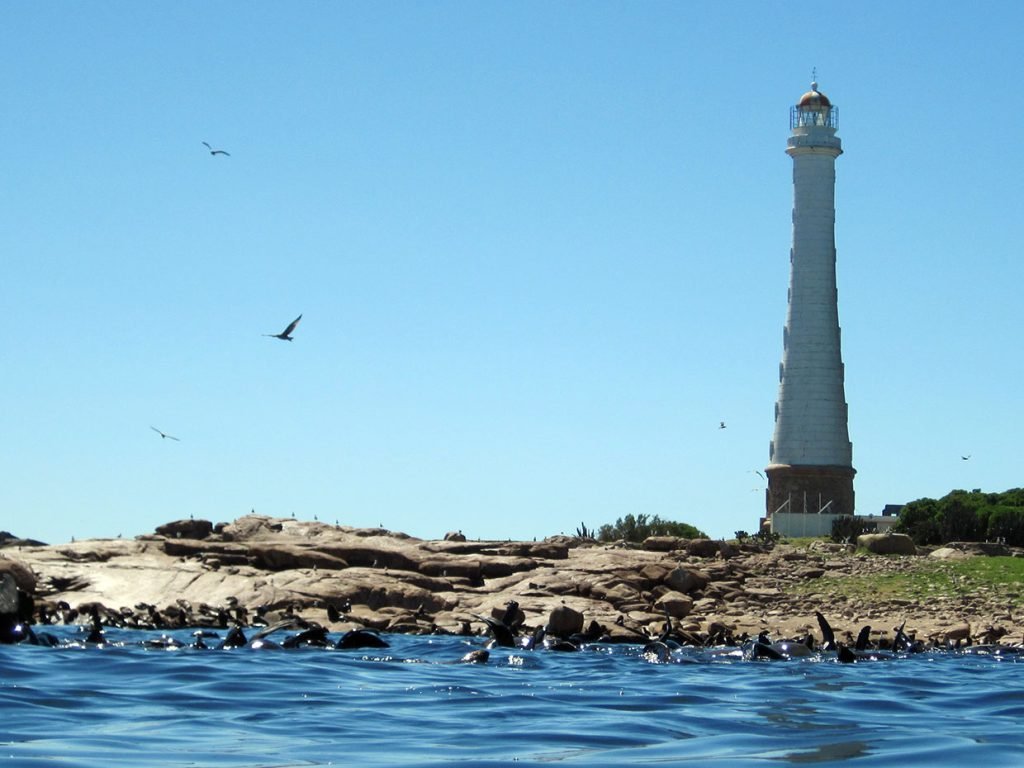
[766, 80, 855, 520]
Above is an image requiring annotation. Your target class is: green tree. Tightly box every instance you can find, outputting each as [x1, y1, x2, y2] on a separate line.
[596, 513, 707, 543]
[986, 507, 1024, 546]
[895, 488, 1024, 545]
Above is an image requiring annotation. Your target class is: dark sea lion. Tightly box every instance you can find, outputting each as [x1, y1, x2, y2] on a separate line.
[219, 626, 248, 649]
[84, 604, 106, 645]
[0, 573, 37, 644]
[240, 617, 309, 650]
[855, 625, 872, 651]
[460, 649, 489, 664]
[961, 644, 1024, 656]
[891, 621, 923, 653]
[770, 640, 813, 658]
[337, 628, 390, 649]
[642, 609, 679, 661]
[501, 600, 524, 632]
[837, 644, 893, 663]
[282, 626, 331, 649]
[472, 613, 516, 649]
[816, 612, 837, 651]
[747, 641, 787, 661]
[543, 636, 580, 652]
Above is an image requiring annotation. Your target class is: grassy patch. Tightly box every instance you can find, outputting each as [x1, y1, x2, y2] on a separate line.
[785, 556, 1024, 607]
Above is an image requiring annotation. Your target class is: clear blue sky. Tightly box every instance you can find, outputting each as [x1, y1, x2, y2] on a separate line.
[3, 2, 1021, 545]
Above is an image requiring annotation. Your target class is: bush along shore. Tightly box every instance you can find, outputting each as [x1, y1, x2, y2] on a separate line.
[2, 515, 1023, 649]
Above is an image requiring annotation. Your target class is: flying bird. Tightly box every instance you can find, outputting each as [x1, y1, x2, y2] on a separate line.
[151, 426, 180, 441]
[202, 141, 230, 157]
[719, 421, 727, 429]
[961, 455, 971, 461]
[264, 314, 302, 341]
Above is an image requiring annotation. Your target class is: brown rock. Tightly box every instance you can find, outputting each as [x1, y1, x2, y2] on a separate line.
[155, 519, 213, 540]
[547, 604, 584, 637]
[642, 536, 684, 552]
[655, 591, 694, 620]
[248, 544, 349, 572]
[664, 566, 709, 595]
[686, 539, 722, 558]
[419, 558, 481, 580]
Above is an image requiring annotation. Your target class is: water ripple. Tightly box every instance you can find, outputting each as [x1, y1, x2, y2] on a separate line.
[2, 630, 1023, 765]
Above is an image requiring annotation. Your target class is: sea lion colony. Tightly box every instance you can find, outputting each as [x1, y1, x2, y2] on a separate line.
[2, 515, 1023, 658]
[2, 575, 1021, 664]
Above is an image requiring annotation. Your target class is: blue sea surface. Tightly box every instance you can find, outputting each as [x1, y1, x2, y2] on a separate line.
[1, 627, 1022, 767]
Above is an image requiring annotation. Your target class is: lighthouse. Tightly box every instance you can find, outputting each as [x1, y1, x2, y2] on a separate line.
[766, 81, 855, 521]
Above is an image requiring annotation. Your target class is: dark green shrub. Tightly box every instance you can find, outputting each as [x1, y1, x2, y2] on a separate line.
[596, 513, 707, 543]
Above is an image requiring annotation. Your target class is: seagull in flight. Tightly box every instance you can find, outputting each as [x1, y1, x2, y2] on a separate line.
[719, 421, 727, 429]
[202, 141, 230, 157]
[961, 454, 971, 461]
[151, 426, 180, 441]
[264, 314, 302, 341]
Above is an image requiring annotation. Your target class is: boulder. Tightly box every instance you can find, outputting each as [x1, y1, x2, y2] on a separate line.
[857, 533, 917, 556]
[930, 547, 969, 560]
[664, 566, 709, 595]
[546, 604, 584, 637]
[589, 581, 640, 607]
[686, 539, 722, 558]
[655, 590, 694, 620]
[642, 536, 684, 552]
[155, 519, 214, 540]
[946, 541, 1012, 557]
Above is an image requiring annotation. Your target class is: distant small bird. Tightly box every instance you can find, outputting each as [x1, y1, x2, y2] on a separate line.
[202, 141, 230, 156]
[719, 421, 727, 429]
[754, 470, 765, 480]
[264, 314, 302, 341]
[150, 426, 180, 441]
[962, 455, 971, 461]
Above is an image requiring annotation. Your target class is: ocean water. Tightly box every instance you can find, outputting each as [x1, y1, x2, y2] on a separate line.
[1, 627, 1022, 767]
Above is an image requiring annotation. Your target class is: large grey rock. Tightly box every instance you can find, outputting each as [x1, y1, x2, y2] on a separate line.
[857, 533, 917, 556]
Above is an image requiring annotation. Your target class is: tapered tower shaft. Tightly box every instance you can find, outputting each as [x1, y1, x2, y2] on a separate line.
[766, 82, 855, 517]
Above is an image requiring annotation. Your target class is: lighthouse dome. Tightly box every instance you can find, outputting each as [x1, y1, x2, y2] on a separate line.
[797, 83, 831, 110]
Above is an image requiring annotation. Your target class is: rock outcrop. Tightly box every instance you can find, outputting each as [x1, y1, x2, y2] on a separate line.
[6, 516, 1024, 647]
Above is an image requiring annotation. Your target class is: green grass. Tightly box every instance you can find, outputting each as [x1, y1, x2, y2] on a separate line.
[786, 556, 1024, 607]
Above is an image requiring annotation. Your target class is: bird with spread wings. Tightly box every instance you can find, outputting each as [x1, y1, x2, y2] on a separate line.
[202, 141, 230, 157]
[264, 314, 302, 341]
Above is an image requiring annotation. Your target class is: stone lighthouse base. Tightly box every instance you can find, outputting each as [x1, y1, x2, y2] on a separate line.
[765, 463, 856, 519]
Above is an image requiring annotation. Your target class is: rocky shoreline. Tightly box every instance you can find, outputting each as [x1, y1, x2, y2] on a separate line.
[2, 514, 1022, 647]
